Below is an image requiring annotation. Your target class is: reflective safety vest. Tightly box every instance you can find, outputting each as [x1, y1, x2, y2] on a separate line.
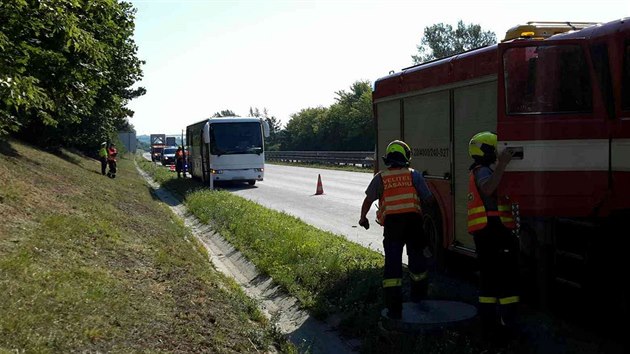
[99, 147, 108, 158]
[376, 168, 422, 225]
[107, 147, 117, 162]
[467, 167, 516, 233]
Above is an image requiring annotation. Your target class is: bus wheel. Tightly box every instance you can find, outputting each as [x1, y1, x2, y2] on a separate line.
[248, 180, 256, 186]
[423, 211, 445, 273]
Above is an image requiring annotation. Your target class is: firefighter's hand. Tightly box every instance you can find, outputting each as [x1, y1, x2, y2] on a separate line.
[359, 217, 370, 230]
[497, 148, 513, 167]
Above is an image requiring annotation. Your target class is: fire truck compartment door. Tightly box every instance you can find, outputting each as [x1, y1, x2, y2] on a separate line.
[403, 91, 450, 177]
[376, 100, 402, 165]
[453, 80, 497, 251]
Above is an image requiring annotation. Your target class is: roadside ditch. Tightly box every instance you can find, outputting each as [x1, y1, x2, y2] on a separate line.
[136, 164, 360, 353]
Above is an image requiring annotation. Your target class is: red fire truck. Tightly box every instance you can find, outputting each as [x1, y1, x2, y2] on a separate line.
[373, 19, 630, 310]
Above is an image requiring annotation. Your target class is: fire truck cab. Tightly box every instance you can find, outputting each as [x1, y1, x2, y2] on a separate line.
[373, 18, 630, 309]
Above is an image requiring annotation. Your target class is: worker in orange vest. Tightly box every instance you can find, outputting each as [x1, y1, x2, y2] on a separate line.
[106, 143, 118, 179]
[359, 140, 434, 320]
[467, 131, 519, 339]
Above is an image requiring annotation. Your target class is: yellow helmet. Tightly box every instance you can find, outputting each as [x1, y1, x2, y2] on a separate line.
[469, 131, 497, 158]
[384, 140, 411, 165]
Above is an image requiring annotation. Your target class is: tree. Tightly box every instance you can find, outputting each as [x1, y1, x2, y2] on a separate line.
[412, 20, 497, 64]
[247, 106, 283, 151]
[281, 80, 374, 151]
[212, 110, 236, 117]
[1, 1, 145, 151]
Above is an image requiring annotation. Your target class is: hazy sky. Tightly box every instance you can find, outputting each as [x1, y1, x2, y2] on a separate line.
[126, 0, 629, 135]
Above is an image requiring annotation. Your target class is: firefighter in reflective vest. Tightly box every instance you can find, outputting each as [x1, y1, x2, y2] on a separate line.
[467, 131, 519, 336]
[98, 142, 108, 176]
[107, 143, 118, 179]
[359, 140, 434, 320]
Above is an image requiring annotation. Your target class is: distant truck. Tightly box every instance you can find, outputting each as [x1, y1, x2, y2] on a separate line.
[186, 117, 270, 186]
[166, 136, 176, 146]
[150, 134, 166, 162]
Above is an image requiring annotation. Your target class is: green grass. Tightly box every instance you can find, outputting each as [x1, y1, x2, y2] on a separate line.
[136, 158, 385, 337]
[136, 156, 531, 354]
[0, 138, 293, 353]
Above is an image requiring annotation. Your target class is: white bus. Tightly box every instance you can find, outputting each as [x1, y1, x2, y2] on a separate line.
[186, 117, 270, 186]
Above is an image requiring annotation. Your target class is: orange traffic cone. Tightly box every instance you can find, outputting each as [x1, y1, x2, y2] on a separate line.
[315, 174, 324, 195]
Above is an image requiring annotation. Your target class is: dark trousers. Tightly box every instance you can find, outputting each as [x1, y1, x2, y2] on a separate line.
[176, 159, 184, 178]
[100, 157, 107, 175]
[473, 217, 520, 329]
[107, 160, 117, 177]
[382, 213, 428, 316]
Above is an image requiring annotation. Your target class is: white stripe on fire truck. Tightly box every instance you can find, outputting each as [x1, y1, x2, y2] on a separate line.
[612, 139, 630, 172]
[499, 139, 630, 172]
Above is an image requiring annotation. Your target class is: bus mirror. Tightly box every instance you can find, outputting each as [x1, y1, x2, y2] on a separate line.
[203, 122, 210, 144]
[262, 120, 270, 138]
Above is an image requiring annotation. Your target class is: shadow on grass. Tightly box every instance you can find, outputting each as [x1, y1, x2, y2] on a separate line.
[0, 139, 19, 157]
[50, 148, 83, 166]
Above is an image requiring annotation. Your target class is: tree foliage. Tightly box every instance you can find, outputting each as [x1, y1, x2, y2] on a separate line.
[212, 110, 236, 117]
[248, 106, 283, 151]
[412, 20, 497, 64]
[0, 0, 145, 151]
[281, 80, 374, 151]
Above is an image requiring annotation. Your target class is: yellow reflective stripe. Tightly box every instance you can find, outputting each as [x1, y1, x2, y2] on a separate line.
[409, 271, 428, 282]
[497, 205, 511, 211]
[468, 206, 486, 215]
[499, 296, 520, 305]
[468, 217, 487, 227]
[382, 278, 402, 288]
[479, 296, 497, 304]
[500, 217, 515, 223]
[384, 193, 417, 202]
[385, 202, 418, 211]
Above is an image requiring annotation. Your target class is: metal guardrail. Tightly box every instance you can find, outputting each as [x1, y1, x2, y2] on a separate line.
[266, 151, 375, 167]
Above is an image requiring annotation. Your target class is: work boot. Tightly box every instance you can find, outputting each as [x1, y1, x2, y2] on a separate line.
[384, 287, 403, 320]
[478, 302, 499, 339]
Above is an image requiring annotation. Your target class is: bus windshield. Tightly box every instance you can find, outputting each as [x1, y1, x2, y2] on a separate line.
[210, 122, 263, 155]
[504, 44, 592, 115]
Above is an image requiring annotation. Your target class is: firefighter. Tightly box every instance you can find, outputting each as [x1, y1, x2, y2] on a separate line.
[175, 146, 184, 178]
[359, 140, 434, 320]
[467, 131, 519, 338]
[98, 142, 108, 176]
[107, 143, 118, 179]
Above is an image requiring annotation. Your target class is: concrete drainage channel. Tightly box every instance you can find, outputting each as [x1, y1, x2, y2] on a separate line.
[136, 165, 359, 353]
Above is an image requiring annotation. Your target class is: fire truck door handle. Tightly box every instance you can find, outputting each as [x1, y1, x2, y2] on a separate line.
[505, 146, 524, 160]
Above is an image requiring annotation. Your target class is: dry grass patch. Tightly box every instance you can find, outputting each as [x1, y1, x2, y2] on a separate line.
[0, 138, 292, 353]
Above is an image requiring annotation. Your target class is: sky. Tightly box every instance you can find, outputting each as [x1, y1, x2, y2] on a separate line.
[126, 0, 629, 135]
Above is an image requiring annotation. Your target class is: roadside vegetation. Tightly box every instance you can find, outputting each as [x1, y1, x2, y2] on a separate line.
[0, 138, 293, 353]
[137, 158, 506, 353]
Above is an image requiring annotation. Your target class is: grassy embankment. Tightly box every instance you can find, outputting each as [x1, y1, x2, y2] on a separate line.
[137, 159, 496, 353]
[0, 138, 293, 353]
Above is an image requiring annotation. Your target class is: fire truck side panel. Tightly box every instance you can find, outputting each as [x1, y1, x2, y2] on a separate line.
[403, 91, 450, 177]
[452, 81, 498, 250]
[375, 100, 402, 163]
